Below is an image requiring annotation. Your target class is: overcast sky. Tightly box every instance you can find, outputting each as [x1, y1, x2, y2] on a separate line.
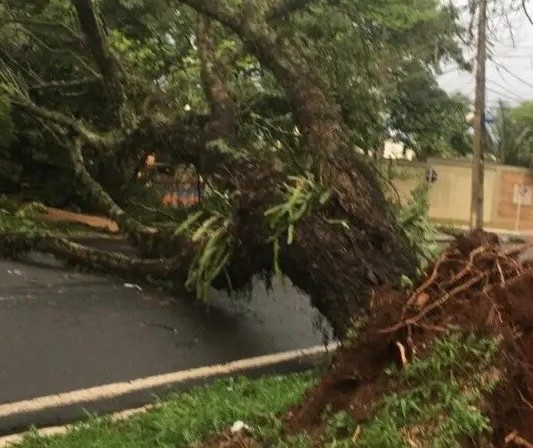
[438, 0, 533, 112]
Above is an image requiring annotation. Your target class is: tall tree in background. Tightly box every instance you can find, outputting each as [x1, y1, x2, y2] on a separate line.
[490, 100, 533, 167]
[387, 63, 472, 159]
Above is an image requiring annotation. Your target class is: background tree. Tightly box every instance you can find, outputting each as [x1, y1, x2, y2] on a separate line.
[387, 64, 473, 159]
[489, 99, 533, 167]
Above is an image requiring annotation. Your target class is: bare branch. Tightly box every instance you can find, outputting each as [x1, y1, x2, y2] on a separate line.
[30, 76, 102, 91]
[523, 0, 533, 25]
[70, 0, 128, 124]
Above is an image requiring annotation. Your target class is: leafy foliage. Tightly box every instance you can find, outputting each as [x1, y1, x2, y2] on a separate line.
[175, 190, 235, 300]
[387, 66, 473, 158]
[0, 0, 469, 193]
[394, 183, 439, 268]
[288, 0, 468, 153]
[489, 100, 533, 168]
[265, 175, 332, 276]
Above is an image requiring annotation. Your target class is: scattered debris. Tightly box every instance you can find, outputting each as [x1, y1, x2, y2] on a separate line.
[230, 421, 251, 434]
[124, 283, 142, 291]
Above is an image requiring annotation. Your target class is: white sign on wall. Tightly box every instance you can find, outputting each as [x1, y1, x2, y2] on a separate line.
[513, 184, 533, 206]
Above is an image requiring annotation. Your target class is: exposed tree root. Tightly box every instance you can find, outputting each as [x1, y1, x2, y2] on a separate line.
[245, 231, 533, 448]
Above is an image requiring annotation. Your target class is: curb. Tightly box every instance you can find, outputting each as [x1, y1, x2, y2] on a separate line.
[0, 344, 337, 446]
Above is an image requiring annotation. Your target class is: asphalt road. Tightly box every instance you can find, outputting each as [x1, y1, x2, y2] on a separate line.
[0, 252, 329, 433]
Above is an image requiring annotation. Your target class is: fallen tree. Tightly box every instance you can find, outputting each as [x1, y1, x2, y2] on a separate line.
[0, 0, 466, 337]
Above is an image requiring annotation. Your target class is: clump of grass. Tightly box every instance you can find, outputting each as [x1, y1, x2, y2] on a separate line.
[174, 189, 235, 300]
[321, 333, 500, 448]
[15, 373, 317, 448]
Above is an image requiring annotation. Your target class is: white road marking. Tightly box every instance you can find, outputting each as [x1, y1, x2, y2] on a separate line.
[0, 344, 337, 420]
[0, 405, 153, 447]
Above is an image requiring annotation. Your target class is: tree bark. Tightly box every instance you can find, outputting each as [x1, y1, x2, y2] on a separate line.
[197, 17, 237, 143]
[71, 0, 129, 126]
[0, 232, 193, 284]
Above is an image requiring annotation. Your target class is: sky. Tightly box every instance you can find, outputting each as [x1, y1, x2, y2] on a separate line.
[438, 0, 533, 113]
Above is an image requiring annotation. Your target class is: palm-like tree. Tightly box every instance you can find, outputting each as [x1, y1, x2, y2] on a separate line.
[488, 100, 533, 168]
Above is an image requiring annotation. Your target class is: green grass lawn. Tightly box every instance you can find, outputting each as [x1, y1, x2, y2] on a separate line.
[14, 373, 317, 448]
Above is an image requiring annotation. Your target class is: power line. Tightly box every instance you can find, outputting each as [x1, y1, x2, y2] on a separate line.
[487, 80, 528, 102]
[491, 60, 533, 89]
[486, 86, 525, 104]
[495, 54, 533, 59]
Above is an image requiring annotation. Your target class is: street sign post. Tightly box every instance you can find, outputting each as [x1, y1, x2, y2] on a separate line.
[513, 184, 533, 231]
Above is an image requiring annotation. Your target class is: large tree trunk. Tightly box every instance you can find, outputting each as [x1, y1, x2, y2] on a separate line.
[179, 0, 418, 337]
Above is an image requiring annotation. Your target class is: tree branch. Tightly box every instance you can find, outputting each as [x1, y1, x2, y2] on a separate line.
[9, 96, 114, 149]
[177, 0, 243, 35]
[0, 16, 83, 40]
[266, 0, 316, 20]
[70, 0, 128, 125]
[30, 76, 102, 91]
[197, 17, 237, 142]
[69, 139, 153, 236]
[524, 0, 533, 25]
[0, 233, 191, 284]
[6, 91, 153, 237]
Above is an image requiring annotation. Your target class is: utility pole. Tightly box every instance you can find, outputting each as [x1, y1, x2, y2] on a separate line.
[470, 0, 488, 230]
[499, 101, 506, 158]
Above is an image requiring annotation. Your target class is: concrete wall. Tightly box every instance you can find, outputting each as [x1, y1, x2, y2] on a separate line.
[391, 159, 533, 233]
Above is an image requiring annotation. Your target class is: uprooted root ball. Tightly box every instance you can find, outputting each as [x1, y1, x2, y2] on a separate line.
[283, 231, 533, 447]
[199, 231, 533, 447]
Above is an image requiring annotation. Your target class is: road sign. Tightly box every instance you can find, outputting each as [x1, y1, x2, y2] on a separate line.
[513, 184, 533, 206]
[513, 184, 532, 232]
[426, 168, 438, 184]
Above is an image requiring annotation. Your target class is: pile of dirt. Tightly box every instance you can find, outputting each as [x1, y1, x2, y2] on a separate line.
[282, 230, 533, 447]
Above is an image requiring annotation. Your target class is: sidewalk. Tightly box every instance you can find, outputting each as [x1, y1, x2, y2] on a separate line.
[436, 226, 532, 243]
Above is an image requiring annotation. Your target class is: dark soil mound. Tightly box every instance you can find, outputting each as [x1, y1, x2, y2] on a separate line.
[283, 231, 533, 447]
